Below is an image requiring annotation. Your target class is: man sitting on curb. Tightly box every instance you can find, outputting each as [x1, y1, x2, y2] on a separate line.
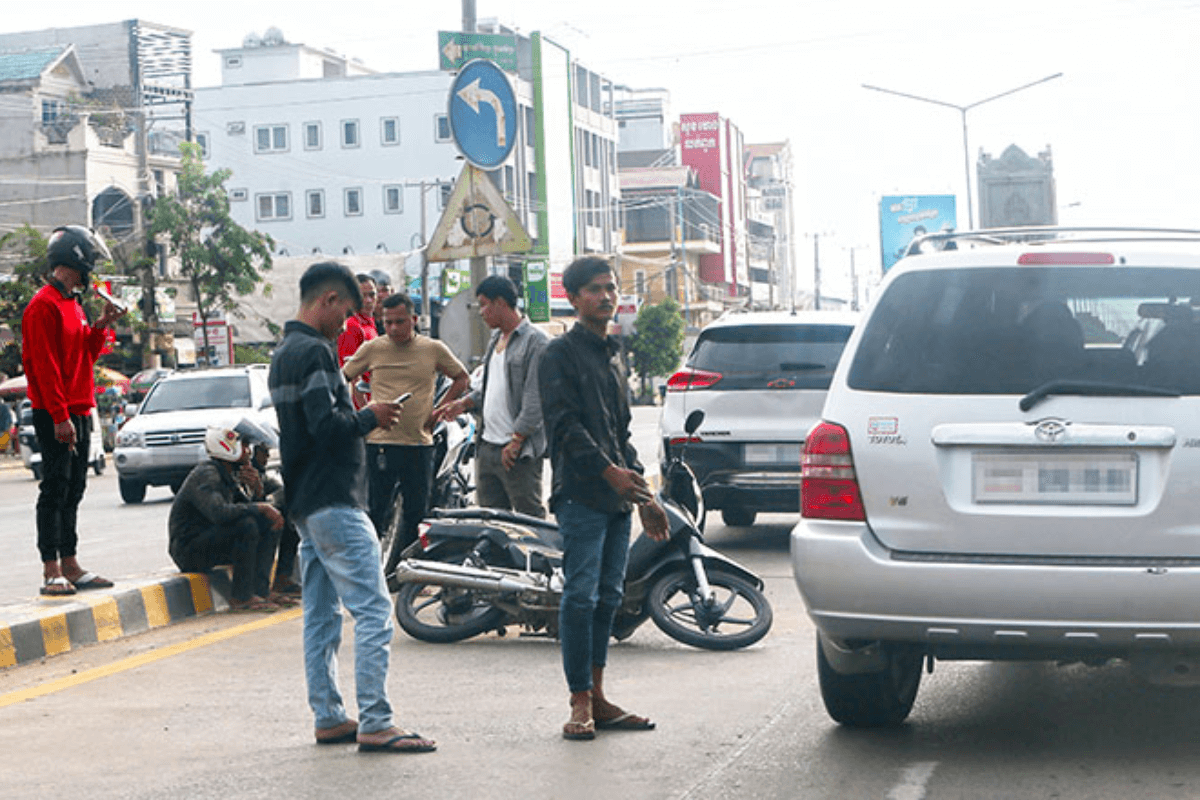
[168, 419, 287, 612]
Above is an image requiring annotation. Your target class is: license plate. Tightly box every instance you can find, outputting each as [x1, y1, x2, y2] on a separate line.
[972, 451, 1138, 505]
[744, 443, 801, 465]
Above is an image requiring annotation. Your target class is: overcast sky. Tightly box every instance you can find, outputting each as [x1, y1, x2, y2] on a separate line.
[4, 0, 1200, 302]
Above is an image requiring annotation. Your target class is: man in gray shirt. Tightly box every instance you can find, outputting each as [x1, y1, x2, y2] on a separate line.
[434, 275, 549, 518]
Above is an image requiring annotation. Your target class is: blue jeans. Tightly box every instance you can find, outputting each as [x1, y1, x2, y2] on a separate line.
[556, 500, 631, 693]
[295, 506, 395, 734]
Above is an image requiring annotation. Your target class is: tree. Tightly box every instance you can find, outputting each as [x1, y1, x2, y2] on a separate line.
[0, 225, 47, 378]
[148, 142, 274, 363]
[628, 297, 686, 400]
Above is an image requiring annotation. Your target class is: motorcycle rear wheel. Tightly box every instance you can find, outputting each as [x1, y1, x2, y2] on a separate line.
[647, 568, 772, 651]
[393, 582, 506, 643]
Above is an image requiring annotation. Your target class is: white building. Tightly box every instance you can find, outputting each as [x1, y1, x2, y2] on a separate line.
[194, 26, 620, 318]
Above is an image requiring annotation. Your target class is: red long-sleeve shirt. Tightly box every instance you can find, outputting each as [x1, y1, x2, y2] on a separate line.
[22, 283, 107, 424]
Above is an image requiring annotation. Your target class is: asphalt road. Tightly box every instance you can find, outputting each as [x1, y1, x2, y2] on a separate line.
[9, 406, 1200, 798]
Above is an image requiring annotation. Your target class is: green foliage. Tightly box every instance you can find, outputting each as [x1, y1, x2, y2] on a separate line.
[628, 297, 686, 386]
[148, 141, 274, 357]
[233, 343, 272, 364]
[0, 226, 48, 378]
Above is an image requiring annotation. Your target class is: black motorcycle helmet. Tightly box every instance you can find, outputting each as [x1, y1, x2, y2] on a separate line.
[46, 225, 112, 282]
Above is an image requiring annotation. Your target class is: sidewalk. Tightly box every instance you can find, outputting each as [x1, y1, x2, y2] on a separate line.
[0, 568, 233, 669]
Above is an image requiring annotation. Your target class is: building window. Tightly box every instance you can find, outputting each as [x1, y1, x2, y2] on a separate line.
[254, 124, 288, 153]
[224, 55, 243, 69]
[41, 99, 65, 124]
[304, 122, 322, 150]
[344, 187, 363, 216]
[230, 188, 248, 202]
[341, 119, 360, 148]
[383, 185, 403, 214]
[434, 114, 452, 142]
[381, 117, 400, 146]
[306, 190, 325, 218]
[194, 132, 210, 158]
[635, 270, 646, 296]
[439, 183, 452, 210]
[256, 192, 291, 221]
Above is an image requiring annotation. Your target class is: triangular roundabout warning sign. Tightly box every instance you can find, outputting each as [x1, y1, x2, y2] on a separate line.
[426, 164, 532, 262]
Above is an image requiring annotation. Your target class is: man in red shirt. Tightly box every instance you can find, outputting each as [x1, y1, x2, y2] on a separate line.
[23, 225, 127, 596]
[337, 273, 377, 408]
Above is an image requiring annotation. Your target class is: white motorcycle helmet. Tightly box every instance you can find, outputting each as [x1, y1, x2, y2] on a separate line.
[205, 418, 278, 463]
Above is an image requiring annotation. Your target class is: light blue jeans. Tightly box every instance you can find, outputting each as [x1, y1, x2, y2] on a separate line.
[556, 500, 631, 693]
[295, 505, 395, 734]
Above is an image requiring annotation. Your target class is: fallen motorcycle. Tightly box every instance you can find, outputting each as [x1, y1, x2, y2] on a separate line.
[389, 410, 773, 651]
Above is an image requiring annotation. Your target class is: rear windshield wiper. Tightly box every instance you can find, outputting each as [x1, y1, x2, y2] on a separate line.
[779, 362, 828, 371]
[1020, 380, 1180, 412]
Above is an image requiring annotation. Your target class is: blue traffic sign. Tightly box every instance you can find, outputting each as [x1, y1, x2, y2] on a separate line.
[448, 59, 518, 171]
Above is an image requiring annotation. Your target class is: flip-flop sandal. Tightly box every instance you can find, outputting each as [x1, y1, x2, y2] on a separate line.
[40, 576, 76, 596]
[315, 720, 359, 745]
[595, 711, 656, 731]
[70, 572, 114, 590]
[562, 718, 596, 741]
[357, 733, 437, 753]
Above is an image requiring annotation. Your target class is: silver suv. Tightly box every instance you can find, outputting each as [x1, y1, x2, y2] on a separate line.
[113, 365, 275, 503]
[793, 227, 1200, 726]
[662, 310, 857, 527]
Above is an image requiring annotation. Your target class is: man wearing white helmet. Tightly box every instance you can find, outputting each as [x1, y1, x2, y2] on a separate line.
[168, 419, 286, 611]
[23, 225, 127, 597]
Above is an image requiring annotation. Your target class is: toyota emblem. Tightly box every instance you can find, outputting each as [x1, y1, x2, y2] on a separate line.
[1034, 419, 1068, 443]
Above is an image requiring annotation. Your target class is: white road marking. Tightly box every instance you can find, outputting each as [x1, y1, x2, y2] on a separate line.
[886, 761, 939, 800]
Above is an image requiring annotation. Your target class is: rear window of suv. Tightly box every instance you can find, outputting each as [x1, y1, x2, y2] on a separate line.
[140, 375, 253, 413]
[688, 324, 854, 390]
[849, 265, 1200, 394]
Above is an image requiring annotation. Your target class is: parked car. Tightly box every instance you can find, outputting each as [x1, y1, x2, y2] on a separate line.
[113, 365, 276, 504]
[17, 398, 106, 480]
[793, 226, 1200, 727]
[661, 309, 857, 527]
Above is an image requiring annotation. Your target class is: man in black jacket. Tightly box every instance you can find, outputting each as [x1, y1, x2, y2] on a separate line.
[168, 420, 285, 611]
[539, 255, 669, 742]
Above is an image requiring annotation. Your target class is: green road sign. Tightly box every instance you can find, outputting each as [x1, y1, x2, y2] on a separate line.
[438, 31, 518, 72]
[524, 260, 550, 323]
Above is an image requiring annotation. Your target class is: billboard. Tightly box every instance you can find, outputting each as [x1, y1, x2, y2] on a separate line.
[680, 113, 728, 286]
[879, 195, 958, 273]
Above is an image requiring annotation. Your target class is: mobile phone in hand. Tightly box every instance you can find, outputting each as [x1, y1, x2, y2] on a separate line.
[94, 286, 129, 313]
[393, 392, 412, 405]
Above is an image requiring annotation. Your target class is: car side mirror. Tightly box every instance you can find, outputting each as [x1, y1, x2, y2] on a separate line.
[124, 402, 139, 417]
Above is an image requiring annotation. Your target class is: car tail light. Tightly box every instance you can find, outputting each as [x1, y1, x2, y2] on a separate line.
[801, 421, 865, 521]
[417, 522, 432, 551]
[1017, 252, 1115, 265]
[666, 367, 722, 392]
[669, 436, 702, 446]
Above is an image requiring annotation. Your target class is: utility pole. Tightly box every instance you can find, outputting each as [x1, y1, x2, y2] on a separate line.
[813, 233, 822, 311]
[462, 0, 489, 360]
[849, 247, 859, 311]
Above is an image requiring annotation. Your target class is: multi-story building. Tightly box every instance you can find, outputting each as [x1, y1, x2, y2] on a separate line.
[745, 142, 797, 308]
[195, 25, 620, 323]
[0, 20, 190, 252]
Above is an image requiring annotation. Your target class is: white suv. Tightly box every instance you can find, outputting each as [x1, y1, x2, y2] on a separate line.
[793, 227, 1200, 726]
[661, 310, 857, 527]
[113, 365, 276, 503]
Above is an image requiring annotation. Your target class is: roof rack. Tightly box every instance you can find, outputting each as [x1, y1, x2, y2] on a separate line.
[905, 226, 1200, 257]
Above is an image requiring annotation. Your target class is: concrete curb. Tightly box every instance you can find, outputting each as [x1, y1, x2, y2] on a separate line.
[0, 570, 232, 669]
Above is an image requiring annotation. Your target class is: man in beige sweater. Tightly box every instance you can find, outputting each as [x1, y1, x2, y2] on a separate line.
[343, 293, 469, 545]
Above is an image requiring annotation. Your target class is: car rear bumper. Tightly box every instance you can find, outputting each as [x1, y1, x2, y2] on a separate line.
[704, 478, 800, 512]
[791, 518, 1200, 658]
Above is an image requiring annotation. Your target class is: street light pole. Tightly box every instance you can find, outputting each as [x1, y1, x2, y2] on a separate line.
[862, 72, 1062, 230]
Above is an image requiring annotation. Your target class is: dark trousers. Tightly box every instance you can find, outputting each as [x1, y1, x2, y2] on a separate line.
[171, 514, 280, 602]
[367, 443, 432, 551]
[32, 409, 90, 563]
[276, 520, 299, 584]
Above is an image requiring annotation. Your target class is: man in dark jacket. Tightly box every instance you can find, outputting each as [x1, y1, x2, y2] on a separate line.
[168, 420, 285, 611]
[269, 260, 434, 754]
[539, 256, 669, 742]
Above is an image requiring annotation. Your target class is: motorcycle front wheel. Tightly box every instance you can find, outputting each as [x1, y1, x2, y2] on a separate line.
[647, 568, 772, 651]
[393, 582, 506, 643]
